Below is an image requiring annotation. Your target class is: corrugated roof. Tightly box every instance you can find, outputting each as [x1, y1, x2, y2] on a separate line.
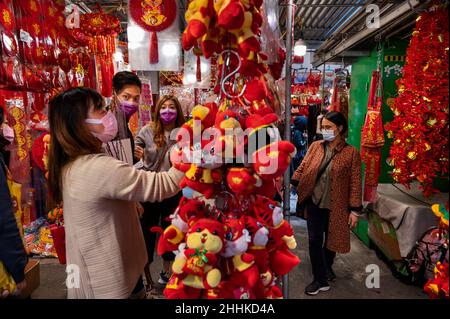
[279, 0, 369, 42]
[81, 0, 422, 57]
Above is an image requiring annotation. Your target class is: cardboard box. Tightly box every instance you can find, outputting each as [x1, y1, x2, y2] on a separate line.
[18, 259, 40, 299]
[367, 210, 402, 261]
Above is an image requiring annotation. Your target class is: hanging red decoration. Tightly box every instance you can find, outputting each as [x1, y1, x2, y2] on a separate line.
[1, 31, 18, 57]
[80, 11, 121, 37]
[100, 59, 114, 97]
[28, 18, 42, 38]
[385, 4, 449, 197]
[55, 13, 66, 31]
[0, 3, 15, 31]
[31, 42, 45, 64]
[361, 70, 385, 202]
[129, 0, 177, 64]
[17, 0, 40, 16]
[43, 0, 58, 21]
[57, 50, 71, 73]
[69, 10, 120, 58]
[53, 0, 65, 10]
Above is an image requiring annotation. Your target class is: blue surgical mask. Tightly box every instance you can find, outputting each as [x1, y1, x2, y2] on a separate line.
[322, 129, 336, 142]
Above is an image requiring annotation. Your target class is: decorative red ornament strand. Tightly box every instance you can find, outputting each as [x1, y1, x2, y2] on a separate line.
[385, 4, 449, 197]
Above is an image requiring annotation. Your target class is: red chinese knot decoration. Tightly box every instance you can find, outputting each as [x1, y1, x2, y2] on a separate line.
[129, 0, 177, 64]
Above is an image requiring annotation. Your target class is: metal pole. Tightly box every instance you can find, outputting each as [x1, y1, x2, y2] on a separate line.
[282, 0, 295, 299]
[321, 62, 326, 111]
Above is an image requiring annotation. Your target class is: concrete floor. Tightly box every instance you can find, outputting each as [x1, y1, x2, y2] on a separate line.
[31, 217, 427, 299]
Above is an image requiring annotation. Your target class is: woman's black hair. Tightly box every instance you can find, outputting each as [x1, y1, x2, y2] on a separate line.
[112, 71, 142, 93]
[47, 87, 104, 203]
[0, 107, 4, 124]
[324, 111, 348, 135]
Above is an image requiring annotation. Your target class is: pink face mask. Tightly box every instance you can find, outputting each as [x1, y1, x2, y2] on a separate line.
[160, 108, 177, 125]
[85, 111, 118, 143]
[2, 124, 15, 144]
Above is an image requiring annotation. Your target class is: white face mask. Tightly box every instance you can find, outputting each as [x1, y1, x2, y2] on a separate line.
[321, 129, 336, 142]
[85, 111, 118, 143]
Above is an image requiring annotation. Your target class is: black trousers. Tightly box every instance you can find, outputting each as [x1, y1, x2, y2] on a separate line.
[306, 200, 336, 285]
[140, 192, 182, 264]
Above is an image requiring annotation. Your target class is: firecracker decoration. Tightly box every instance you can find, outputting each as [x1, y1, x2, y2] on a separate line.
[361, 70, 385, 202]
[385, 4, 449, 197]
[129, 0, 177, 64]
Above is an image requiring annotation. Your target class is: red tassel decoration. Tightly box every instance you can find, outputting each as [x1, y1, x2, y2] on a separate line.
[150, 31, 159, 64]
[100, 59, 113, 97]
[88, 57, 96, 90]
[367, 71, 378, 109]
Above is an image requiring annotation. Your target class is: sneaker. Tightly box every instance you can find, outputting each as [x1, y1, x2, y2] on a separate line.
[158, 271, 170, 285]
[327, 269, 336, 282]
[304, 281, 330, 296]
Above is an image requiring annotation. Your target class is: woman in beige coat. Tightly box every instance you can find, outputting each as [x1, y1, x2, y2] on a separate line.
[47, 88, 184, 299]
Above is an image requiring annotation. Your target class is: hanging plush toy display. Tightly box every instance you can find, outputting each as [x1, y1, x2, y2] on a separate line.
[129, 0, 177, 64]
[155, 0, 300, 299]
